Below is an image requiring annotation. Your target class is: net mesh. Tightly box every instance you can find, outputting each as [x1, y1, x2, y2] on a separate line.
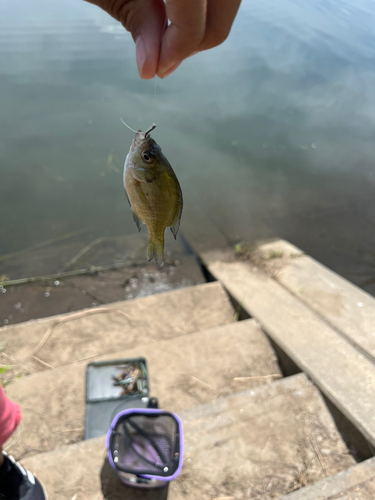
[110, 413, 180, 476]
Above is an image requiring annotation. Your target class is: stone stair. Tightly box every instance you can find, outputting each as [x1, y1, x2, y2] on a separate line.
[0, 260, 365, 499]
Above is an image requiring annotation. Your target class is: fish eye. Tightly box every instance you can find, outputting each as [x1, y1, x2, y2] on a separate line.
[142, 151, 153, 163]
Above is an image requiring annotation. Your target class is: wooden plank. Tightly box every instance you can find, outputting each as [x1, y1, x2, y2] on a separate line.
[0, 282, 235, 381]
[259, 239, 375, 363]
[278, 457, 375, 499]
[5, 320, 281, 459]
[171, 374, 354, 499]
[21, 374, 355, 500]
[203, 256, 375, 448]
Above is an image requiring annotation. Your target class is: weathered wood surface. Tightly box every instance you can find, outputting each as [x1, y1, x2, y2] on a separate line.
[278, 456, 375, 499]
[0, 282, 234, 380]
[5, 320, 281, 459]
[258, 239, 375, 363]
[22, 374, 354, 500]
[202, 253, 375, 448]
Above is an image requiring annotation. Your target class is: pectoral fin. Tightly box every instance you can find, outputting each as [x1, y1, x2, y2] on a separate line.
[170, 220, 180, 240]
[170, 204, 182, 240]
[132, 212, 143, 232]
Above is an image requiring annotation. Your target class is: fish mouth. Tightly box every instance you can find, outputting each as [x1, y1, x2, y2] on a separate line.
[134, 136, 157, 153]
[129, 124, 158, 159]
[134, 124, 157, 146]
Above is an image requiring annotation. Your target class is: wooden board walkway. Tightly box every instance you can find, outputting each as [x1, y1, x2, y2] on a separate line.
[6, 320, 281, 459]
[199, 241, 375, 450]
[3, 231, 375, 499]
[258, 239, 375, 363]
[21, 374, 355, 500]
[279, 456, 375, 499]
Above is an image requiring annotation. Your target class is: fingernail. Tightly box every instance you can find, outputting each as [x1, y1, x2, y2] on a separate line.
[159, 62, 181, 79]
[135, 36, 147, 78]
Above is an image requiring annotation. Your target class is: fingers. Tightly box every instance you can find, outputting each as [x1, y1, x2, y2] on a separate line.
[85, 0, 241, 80]
[85, 0, 166, 79]
[131, 0, 166, 79]
[198, 0, 241, 52]
[157, 0, 241, 78]
[157, 0, 207, 78]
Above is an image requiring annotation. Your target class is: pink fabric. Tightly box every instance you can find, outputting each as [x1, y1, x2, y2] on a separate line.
[0, 384, 21, 447]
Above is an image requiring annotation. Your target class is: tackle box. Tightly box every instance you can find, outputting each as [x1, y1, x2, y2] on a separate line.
[84, 357, 151, 440]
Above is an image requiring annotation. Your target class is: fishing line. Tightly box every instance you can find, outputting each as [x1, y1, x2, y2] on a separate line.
[120, 119, 156, 138]
[153, 77, 158, 124]
[121, 77, 158, 135]
[120, 118, 138, 133]
[154, 77, 158, 99]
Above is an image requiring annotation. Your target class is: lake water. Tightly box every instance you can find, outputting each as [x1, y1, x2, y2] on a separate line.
[1, 0, 375, 294]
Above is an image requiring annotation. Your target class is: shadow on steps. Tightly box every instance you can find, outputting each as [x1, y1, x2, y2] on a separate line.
[100, 458, 169, 500]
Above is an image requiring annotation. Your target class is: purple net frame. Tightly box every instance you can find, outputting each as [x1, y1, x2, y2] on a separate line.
[106, 408, 184, 482]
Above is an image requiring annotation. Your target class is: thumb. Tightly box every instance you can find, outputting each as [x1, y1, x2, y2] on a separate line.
[85, 0, 166, 79]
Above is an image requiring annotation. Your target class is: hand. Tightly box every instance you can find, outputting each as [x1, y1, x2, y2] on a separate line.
[84, 0, 241, 79]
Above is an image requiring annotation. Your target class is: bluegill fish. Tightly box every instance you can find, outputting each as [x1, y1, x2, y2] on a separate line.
[123, 124, 183, 266]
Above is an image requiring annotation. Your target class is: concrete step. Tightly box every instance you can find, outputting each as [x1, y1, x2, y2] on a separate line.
[4, 319, 281, 460]
[20, 374, 355, 500]
[201, 251, 375, 449]
[0, 282, 234, 382]
[278, 456, 375, 499]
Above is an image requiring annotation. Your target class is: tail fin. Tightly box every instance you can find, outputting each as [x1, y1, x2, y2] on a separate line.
[147, 237, 164, 267]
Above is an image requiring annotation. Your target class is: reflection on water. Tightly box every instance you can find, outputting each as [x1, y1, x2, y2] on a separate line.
[1, 0, 375, 293]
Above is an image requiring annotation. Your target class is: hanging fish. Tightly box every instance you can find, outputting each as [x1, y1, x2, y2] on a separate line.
[123, 123, 183, 266]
